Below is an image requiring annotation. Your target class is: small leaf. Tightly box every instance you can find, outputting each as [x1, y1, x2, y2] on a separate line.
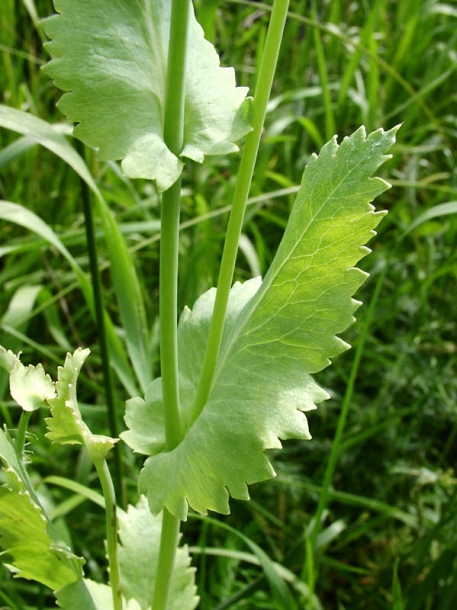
[0, 346, 16, 373]
[41, 0, 252, 192]
[0, 428, 84, 590]
[9, 356, 56, 412]
[133, 126, 397, 519]
[45, 348, 117, 461]
[118, 496, 198, 610]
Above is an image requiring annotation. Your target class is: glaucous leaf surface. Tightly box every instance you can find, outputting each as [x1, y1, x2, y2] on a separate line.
[118, 496, 198, 610]
[41, 0, 252, 192]
[125, 126, 397, 520]
[0, 428, 84, 590]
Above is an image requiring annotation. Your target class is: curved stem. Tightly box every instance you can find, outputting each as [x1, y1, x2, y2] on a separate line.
[93, 458, 122, 610]
[189, 0, 290, 426]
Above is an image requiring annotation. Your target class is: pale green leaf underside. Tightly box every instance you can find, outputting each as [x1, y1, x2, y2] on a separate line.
[118, 497, 198, 610]
[9, 357, 56, 412]
[127, 126, 397, 520]
[41, 0, 252, 192]
[0, 429, 84, 590]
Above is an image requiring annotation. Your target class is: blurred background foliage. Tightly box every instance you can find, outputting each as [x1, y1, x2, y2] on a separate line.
[1, 0, 456, 608]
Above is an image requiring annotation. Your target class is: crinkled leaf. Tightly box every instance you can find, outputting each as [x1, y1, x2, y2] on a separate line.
[45, 348, 117, 461]
[131, 126, 397, 519]
[118, 496, 198, 610]
[41, 0, 252, 192]
[0, 428, 84, 590]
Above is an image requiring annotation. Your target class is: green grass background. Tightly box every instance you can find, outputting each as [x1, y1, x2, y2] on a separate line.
[1, 0, 456, 608]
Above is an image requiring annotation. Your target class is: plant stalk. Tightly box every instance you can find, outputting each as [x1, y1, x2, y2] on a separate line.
[16, 410, 32, 457]
[190, 0, 290, 426]
[154, 0, 190, 608]
[93, 458, 123, 610]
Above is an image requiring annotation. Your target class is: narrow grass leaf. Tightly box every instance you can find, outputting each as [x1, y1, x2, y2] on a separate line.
[403, 201, 457, 236]
[0, 106, 149, 394]
[0, 199, 137, 396]
[392, 558, 404, 610]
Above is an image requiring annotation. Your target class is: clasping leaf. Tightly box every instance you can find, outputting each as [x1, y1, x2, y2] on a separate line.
[41, 0, 252, 192]
[123, 126, 398, 520]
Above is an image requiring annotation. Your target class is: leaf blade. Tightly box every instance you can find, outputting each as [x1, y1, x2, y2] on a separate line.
[132, 127, 397, 519]
[0, 429, 84, 590]
[41, 0, 252, 191]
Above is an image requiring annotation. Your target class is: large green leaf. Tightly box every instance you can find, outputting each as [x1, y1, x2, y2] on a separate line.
[118, 496, 198, 610]
[125, 126, 397, 520]
[0, 428, 84, 590]
[41, 0, 252, 192]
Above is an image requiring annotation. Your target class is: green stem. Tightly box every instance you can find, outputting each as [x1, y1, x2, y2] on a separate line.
[159, 177, 183, 451]
[151, 509, 181, 609]
[153, 1, 190, 609]
[190, 0, 290, 426]
[93, 458, 122, 610]
[16, 410, 32, 456]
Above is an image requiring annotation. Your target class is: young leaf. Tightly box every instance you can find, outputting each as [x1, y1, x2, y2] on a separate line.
[130, 126, 397, 520]
[8, 353, 56, 412]
[45, 348, 118, 462]
[41, 0, 252, 192]
[118, 496, 198, 610]
[0, 346, 16, 374]
[0, 428, 84, 590]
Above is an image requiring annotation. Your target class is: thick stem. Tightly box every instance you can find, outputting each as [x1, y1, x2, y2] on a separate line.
[151, 509, 181, 609]
[159, 178, 183, 451]
[189, 0, 290, 426]
[93, 458, 122, 610]
[153, 1, 190, 609]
